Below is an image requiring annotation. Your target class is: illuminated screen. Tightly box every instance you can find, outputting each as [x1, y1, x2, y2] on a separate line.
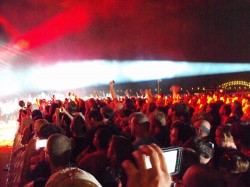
[35, 139, 47, 149]
[145, 148, 180, 174]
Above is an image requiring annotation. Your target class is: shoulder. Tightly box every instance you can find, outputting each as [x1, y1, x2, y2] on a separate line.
[45, 167, 102, 187]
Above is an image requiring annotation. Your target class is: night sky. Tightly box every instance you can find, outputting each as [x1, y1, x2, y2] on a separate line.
[1, 0, 250, 61]
[0, 0, 249, 97]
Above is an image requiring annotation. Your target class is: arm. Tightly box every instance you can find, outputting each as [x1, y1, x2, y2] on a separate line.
[109, 81, 118, 103]
[55, 107, 73, 127]
[145, 89, 154, 103]
[61, 107, 74, 121]
[54, 108, 61, 126]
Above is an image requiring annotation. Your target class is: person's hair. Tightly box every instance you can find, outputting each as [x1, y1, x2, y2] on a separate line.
[156, 105, 169, 115]
[95, 127, 113, 150]
[47, 134, 71, 168]
[39, 124, 65, 139]
[77, 98, 86, 115]
[131, 112, 150, 131]
[216, 125, 234, 142]
[96, 99, 107, 108]
[88, 109, 103, 122]
[106, 97, 112, 105]
[223, 104, 232, 117]
[49, 103, 60, 117]
[88, 98, 97, 107]
[66, 101, 79, 113]
[34, 119, 49, 133]
[122, 109, 133, 118]
[136, 98, 144, 107]
[218, 150, 249, 174]
[128, 112, 141, 122]
[208, 102, 220, 114]
[172, 121, 196, 144]
[109, 135, 134, 166]
[182, 164, 225, 187]
[108, 135, 135, 187]
[183, 137, 214, 159]
[147, 102, 157, 114]
[207, 102, 221, 126]
[32, 109, 43, 121]
[70, 116, 87, 136]
[172, 103, 191, 123]
[216, 125, 237, 149]
[124, 98, 135, 110]
[101, 106, 114, 120]
[150, 119, 163, 131]
[19, 100, 25, 107]
[27, 101, 32, 109]
[191, 110, 209, 124]
[149, 111, 166, 126]
[232, 100, 243, 119]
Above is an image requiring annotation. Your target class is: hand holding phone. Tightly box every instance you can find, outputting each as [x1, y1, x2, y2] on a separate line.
[122, 144, 172, 187]
[145, 146, 182, 175]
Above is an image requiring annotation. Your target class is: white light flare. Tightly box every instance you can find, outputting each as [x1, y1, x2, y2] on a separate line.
[27, 61, 120, 90]
[0, 60, 249, 97]
[122, 61, 189, 81]
[0, 69, 22, 96]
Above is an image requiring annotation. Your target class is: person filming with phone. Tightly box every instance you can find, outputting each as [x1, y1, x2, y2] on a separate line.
[122, 144, 172, 187]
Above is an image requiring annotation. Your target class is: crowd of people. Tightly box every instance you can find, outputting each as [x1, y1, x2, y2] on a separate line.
[9, 81, 250, 187]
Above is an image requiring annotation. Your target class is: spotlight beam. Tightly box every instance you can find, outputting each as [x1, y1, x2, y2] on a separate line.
[0, 60, 248, 97]
[11, 2, 94, 50]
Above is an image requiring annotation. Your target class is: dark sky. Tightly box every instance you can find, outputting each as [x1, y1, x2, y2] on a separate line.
[1, 0, 250, 63]
[0, 0, 249, 98]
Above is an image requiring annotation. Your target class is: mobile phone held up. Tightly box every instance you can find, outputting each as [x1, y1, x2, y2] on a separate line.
[36, 139, 47, 149]
[145, 146, 182, 175]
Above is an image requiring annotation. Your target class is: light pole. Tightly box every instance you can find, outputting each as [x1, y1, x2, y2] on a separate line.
[157, 79, 162, 94]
